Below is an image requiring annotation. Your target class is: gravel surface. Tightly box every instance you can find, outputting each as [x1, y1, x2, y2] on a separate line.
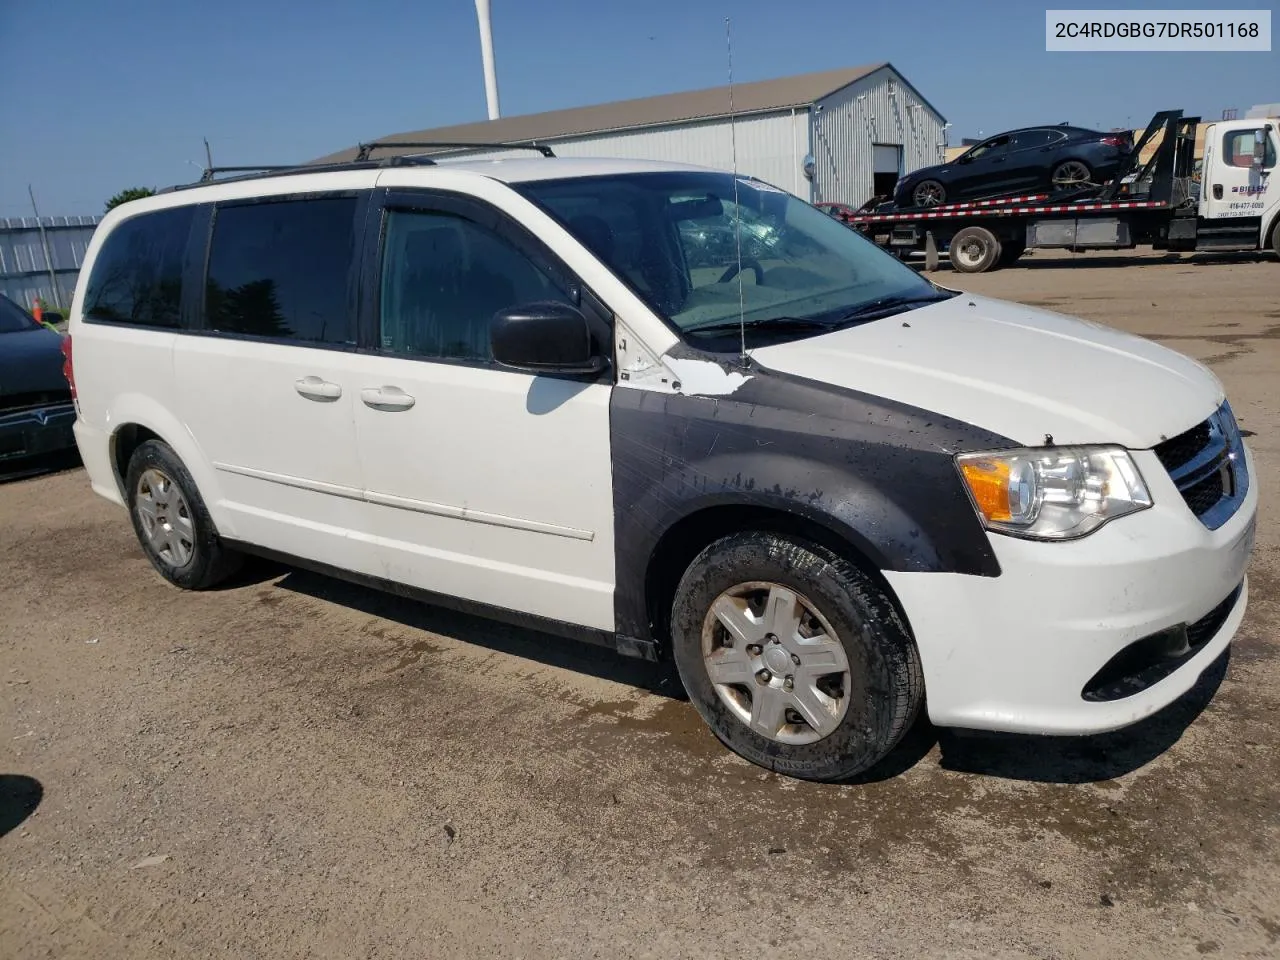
[3, 249, 1279, 959]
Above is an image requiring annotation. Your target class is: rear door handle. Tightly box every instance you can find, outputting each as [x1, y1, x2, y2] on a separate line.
[361, 386, 416, 411]
[294, 376, 341, 401]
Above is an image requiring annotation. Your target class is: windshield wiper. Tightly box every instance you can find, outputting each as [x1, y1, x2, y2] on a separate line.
[685, 316, 840, 336]
[832, 292, 953, 324]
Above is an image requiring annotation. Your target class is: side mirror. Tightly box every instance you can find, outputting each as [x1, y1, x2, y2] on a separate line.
[491, 301, 607, 375]
[1253, 130, 1268, 167]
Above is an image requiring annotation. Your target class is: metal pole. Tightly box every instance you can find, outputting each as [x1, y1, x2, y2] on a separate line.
[28, 184, 61, 309]
[474, 0, 501, 120]
[204, 137, 214, 170]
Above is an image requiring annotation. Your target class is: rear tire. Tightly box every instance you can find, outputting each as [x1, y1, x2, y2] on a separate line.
[949, 226, 1002, 273]
[125, 440, 241, 590]
[1051, 159, 1092, 189]
[669, 532, 923, 783]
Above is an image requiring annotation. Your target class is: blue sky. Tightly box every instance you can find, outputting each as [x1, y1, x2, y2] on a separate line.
[1, 0, 1274, 216]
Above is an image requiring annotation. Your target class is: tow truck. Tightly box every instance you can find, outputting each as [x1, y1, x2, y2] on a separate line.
[818, 111, 1279, 273]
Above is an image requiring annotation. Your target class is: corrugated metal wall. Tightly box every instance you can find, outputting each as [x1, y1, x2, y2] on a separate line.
[422, 110, 813, 197]
[0, 216, 101, 309]
[811, 66, 947, 207]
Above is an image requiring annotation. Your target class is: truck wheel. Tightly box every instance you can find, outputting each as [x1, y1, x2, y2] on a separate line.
[669, 532, 923, 783]
[126, 439, 241, 590]
[949, 226, 1002, 273]
[912, 180, 946, 207]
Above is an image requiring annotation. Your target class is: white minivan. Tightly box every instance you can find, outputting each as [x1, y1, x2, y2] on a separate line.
[65, 154, 1257, 781]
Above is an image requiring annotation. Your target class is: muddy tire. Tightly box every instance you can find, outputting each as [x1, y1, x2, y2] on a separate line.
[125, 440, 241, 590]
[949, 226, 1002, 273]
[669, 532, 923, 783]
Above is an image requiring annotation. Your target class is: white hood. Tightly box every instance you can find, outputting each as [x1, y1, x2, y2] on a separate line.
[750, 293, 1223, 448]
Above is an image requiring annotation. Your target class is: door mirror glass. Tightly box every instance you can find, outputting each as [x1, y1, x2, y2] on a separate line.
[1254, 130, 1269, 166]
[491, 301, 606, 375]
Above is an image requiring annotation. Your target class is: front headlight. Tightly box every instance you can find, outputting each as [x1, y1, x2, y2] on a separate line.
[956, 446, 1152, 540]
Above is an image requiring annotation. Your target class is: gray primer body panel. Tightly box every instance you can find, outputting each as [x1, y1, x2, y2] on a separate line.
[609, 356, 1014, 649]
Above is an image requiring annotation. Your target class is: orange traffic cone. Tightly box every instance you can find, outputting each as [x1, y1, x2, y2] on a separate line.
[32, 299, 43, 326]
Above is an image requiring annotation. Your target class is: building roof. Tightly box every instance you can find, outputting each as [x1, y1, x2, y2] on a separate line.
[314, 63, 888, 164]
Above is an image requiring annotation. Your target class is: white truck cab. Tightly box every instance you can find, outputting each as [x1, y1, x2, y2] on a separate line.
[64, 154, 1258, 782]
[1198, 118, 1279, 251]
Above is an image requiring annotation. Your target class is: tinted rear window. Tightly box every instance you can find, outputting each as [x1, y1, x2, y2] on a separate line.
[83, 206, 194, 327]
[205, 197, 357, 344]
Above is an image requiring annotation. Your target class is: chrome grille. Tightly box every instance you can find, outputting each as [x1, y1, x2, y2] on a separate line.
[1153, 402, 1248, 530]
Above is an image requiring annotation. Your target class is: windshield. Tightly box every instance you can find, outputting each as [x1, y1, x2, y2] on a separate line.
[517, 172, 946, 343]
[0, 295, 37, 334]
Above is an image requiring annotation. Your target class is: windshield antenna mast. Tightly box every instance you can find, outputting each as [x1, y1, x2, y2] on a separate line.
[725, 17, 747, 364]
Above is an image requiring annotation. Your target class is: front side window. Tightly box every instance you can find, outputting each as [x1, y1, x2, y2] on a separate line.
[1223, 129, 1276, 169]
[84, 205, 193, 327]
[519, 172, 948, 345]
[205, 196, 357, 344]
[378, 209, 568, 362]
[966, 135, 1011, 160]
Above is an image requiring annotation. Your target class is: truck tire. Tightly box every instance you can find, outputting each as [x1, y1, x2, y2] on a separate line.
[126, 439, 242, 590]
[949, 226, 1002, 273]
[669, 531, 923, 783]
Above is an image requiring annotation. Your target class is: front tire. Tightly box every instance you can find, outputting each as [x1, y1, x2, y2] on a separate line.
[126, 440, 241, 590]
[670, 532, 923, 782]
[912, 179, 946, 207]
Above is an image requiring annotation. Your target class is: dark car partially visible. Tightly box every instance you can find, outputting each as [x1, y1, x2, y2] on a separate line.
[894, 124, 1134, 208]
[0, 294, 78, 477]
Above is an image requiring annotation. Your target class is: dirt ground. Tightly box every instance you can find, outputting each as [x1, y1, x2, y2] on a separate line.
[3, 249, 1279, 959]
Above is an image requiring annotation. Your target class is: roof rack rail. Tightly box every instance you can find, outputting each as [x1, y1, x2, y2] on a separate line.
[355, 140, 556, 161]
[161, 155, 441, 193]
[199, 165, 298, 182]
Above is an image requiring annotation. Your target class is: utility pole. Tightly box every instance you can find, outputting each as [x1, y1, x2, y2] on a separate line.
[204, 137, 214, 171]
[27, 184, 61, 309]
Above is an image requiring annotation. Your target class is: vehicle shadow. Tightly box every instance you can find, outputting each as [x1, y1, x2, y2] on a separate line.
[934, 648, 1229, 783]
[0, 775, 44, 837]
[238, 560, 1228, 785]
[272, 567, 685, 700]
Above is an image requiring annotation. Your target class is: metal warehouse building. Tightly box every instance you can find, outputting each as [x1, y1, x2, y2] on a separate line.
[316, 63, 946, 208]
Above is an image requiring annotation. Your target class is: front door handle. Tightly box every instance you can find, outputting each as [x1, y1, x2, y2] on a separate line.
[1212, 184, 1223, 199]
[361, 386, 416, 411]
[294, 376, 341, 401]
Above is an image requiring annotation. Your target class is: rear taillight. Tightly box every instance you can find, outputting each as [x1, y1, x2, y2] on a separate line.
[1101, 135, 1130, 148]
[60, 334, 76, 401]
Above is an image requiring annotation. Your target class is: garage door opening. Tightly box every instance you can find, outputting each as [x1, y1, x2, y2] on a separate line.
[873, 144, 902, 200]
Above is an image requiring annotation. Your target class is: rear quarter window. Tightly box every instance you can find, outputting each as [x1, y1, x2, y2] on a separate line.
[83, 206, 194, 327]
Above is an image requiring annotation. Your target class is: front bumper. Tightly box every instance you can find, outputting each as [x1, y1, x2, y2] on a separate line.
[0, 402, 77, 471]
[884, 446, 1258, 735]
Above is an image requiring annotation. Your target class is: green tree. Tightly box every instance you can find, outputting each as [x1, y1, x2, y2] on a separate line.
[105, 187, 155, 213]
